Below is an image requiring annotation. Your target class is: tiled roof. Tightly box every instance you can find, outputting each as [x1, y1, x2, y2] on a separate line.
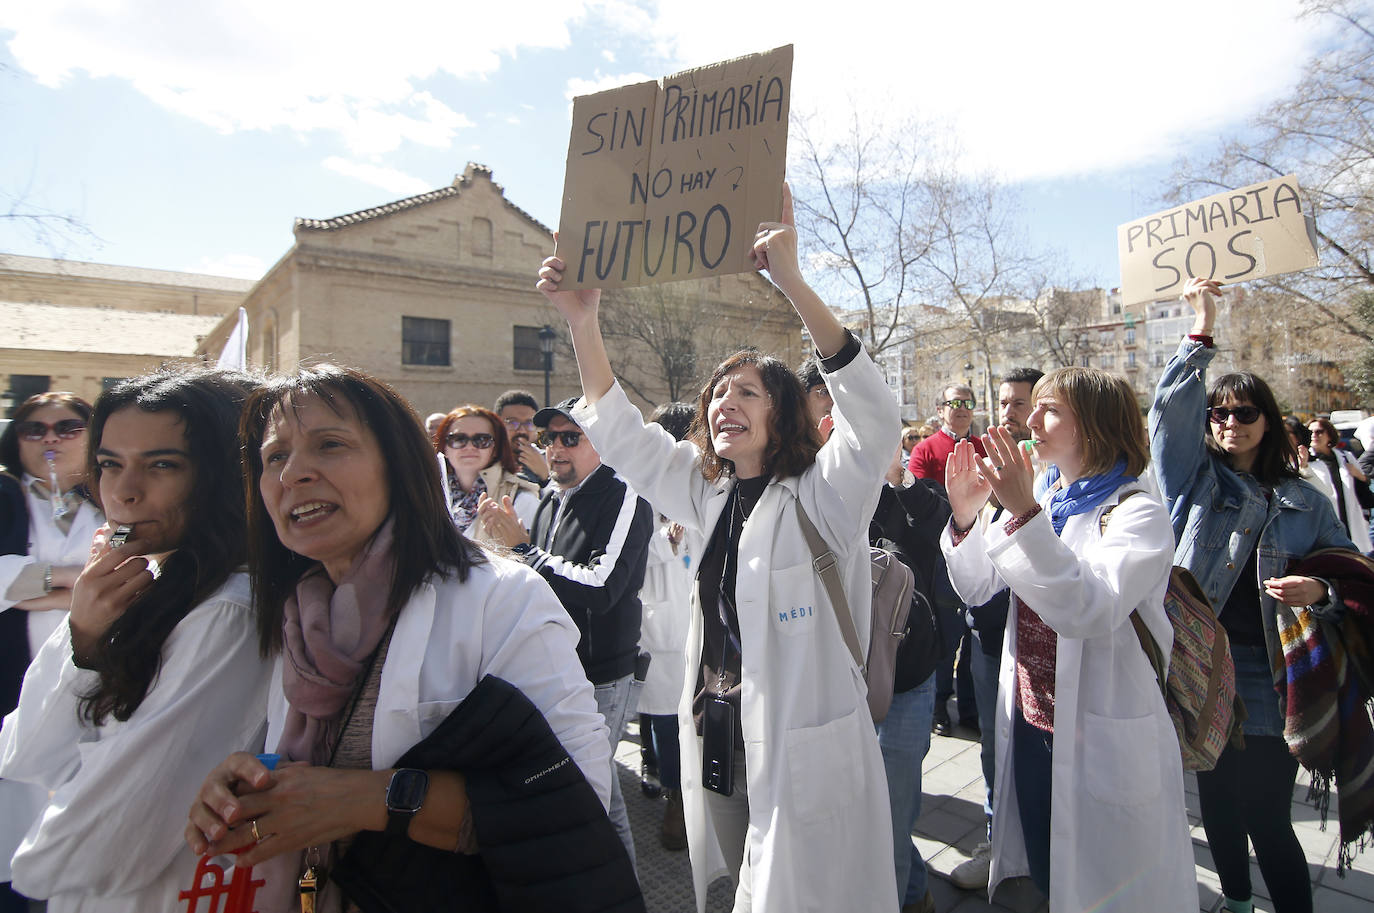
[0, 301, 223, 356]
[0, 254, 256, 293]
[294, 163, 552, 234]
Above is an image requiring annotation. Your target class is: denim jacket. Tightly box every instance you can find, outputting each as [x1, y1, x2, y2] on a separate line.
[1149, 338, 1354, 671]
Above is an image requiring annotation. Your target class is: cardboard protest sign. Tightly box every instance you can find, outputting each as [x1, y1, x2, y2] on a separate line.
[556, 45, 793, 289]
[1117, 175, 1319, 306]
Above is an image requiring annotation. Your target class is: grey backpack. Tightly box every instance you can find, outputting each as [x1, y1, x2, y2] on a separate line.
[795, 501, 914, 723]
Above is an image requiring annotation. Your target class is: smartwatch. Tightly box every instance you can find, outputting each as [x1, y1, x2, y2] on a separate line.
[511, 542, 534, 558]
[384, 768, 429, 838]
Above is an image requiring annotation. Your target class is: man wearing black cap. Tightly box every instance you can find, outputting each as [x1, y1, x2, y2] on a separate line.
[477, 396, 653, 869]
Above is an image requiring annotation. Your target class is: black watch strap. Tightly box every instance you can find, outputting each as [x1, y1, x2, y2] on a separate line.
[385, 768, 429, 838]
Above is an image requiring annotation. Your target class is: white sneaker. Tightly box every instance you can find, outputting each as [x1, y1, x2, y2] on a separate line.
[949, 841, 992, 890]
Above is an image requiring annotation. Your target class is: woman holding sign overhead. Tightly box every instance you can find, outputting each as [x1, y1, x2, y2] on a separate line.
[535, 185, 901, 913]
[1151, 278, 1356, 913]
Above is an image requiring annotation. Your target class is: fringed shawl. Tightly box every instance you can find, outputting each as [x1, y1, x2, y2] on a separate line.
[1282, 547, 1374, 873]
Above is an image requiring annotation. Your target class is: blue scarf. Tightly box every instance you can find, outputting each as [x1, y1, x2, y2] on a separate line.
[1035, 459, 1135, 535]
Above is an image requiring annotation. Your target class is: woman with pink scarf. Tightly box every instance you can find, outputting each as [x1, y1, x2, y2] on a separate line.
[185, 365, 631, 913]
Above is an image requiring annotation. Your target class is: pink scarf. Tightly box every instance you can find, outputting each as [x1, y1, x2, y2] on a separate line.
[276, 519, 398, 766]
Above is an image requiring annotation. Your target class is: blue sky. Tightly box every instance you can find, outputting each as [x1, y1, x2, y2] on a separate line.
[0, 1, 1338, 295]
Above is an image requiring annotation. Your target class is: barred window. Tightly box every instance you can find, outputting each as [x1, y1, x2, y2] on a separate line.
[513, 325, 544, 371]
[402, 316, 450, 366]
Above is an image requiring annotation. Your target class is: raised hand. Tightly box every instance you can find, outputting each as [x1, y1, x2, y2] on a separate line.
[1180, 276, 1221, 337]
[977, 425, 1038, 518]
[945, 439, 992, 531]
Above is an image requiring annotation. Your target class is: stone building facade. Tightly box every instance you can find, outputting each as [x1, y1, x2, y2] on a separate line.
[0, 254, 249, 411]
[196, 163, 801, 416]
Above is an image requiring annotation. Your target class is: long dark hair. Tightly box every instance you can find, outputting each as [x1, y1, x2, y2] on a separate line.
[241, 364, 485, 655]
[0, 392, 94, 479]
[1206, 372, 1298, 485]
[80, 369, 256, 725]
[435, 405, 518, 475]
[689, 350, 821, 483]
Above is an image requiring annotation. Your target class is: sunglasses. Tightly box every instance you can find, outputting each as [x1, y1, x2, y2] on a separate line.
[503, 418, 535, 432]
[445, 432, 496, 450]
[1207, 405, 1262, 425]
[537, 430, 583, 448]
[941, 399, 976, 410]
[16, 419, 87, 441]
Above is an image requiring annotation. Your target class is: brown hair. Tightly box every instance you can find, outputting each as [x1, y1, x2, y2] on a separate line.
[241, 364, 484, 655]
[434, 405, 517, 475]
[689, 350, 821, 483]
[0, 392, 93, 477]
[1033, 367, 1150, 478]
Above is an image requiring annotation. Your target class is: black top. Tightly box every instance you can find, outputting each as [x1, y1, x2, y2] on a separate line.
[693, 476, 767, 748]
[1, 471, 32, 717]
[1220, 544, 1265, 647]
[524, 464, 654, 685]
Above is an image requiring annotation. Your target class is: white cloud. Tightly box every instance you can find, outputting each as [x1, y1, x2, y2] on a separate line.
[189, 253, 267, 280]
[0, 1, 1332, 182]
[322, 157, 431, 196]
[2, 0, 585, 154]
[623, 0, 1329, 180]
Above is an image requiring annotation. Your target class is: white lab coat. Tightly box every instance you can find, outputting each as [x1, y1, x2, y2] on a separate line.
[637, 522, 694, 716]
[574, 345, 900, 913]
[1309, 450, 1373, 552]
[263, 554, 612, 809]
[940, 481, 1197, 913]
[0, 573, 270, 913]
[0, 481, 104, 880]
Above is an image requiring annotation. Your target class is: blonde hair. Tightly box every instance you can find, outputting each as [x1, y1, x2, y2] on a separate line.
[1032, 367, 1149, 478]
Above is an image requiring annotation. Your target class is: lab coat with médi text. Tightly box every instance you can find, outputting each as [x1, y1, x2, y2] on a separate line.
[574, 343, 900, 913]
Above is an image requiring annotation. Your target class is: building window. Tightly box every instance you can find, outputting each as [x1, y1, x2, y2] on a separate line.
[1127, 351, 1137, 367]
[513, 325, 545, 371]
[4, 375, 49, 416]
[402, 316, 450, 366]
[1125, 328, 1136, 346]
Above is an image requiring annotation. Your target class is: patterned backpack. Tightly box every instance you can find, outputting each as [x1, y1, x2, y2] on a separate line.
[1104, 494, 1246, 770]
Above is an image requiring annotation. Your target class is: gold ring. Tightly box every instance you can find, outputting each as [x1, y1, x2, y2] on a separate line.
[250, 819, 262, 843]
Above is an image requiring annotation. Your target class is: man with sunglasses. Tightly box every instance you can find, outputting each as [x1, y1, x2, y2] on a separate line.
[905, 382, 987, 739]
[478, 397, 653, 869]
[906, 383, 987, 484]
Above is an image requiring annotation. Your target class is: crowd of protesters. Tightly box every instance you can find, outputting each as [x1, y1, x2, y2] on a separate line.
[0, 189, 1371, 913]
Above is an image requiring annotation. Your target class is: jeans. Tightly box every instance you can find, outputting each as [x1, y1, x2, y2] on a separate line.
[877, 673, 937, 905]
[968, 629, 1000, 836]
[1197, 735, 1311, 912]
[594, 674, 639, 870]
[1012, 706, 1053, 898]
[644, 713, 681, 791]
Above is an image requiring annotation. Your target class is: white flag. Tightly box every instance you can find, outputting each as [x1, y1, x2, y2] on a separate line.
[216, 307, 248, 370]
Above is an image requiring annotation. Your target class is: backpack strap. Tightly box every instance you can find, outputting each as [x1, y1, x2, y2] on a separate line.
[794, 500, 865, 671]
[1099, 488, 1169, 701]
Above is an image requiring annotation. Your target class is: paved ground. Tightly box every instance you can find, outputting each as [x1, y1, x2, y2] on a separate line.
[619, 718, 1374, 912]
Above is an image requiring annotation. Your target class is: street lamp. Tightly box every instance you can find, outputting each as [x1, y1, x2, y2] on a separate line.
[538, 324, 557, 407]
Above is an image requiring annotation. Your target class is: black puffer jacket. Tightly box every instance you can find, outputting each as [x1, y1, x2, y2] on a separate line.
[335, 675, 644, 913]
[1, 471, 32, 717]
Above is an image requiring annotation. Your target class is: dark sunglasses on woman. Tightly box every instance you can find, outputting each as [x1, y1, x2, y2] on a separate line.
[1206, 405, 1262, 425]
[445, 432, 496, 450]
[16, 419, 87, 441]
[537, 430, 583, 448]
